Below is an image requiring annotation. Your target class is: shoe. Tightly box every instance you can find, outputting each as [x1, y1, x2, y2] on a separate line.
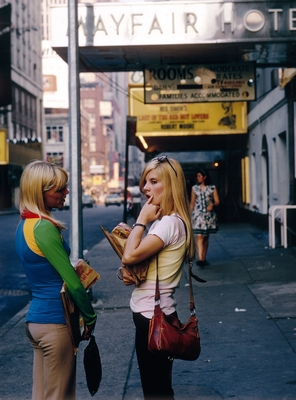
[204, 260, 209, 266]
[196, 260, 205, 267]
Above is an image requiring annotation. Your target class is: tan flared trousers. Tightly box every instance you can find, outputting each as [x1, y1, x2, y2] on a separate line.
[26, 323, 76, 400]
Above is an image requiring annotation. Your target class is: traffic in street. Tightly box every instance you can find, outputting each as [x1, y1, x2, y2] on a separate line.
[0, 204, 124, 328]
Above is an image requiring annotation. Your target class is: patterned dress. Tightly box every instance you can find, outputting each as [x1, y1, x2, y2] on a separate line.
[191, 184, 218, 235]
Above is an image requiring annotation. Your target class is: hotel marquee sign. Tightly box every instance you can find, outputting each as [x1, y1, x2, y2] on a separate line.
[51, 2, 296, 48]
[144, 63, 256, 103]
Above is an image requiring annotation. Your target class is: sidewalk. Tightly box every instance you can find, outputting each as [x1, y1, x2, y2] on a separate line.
[0, 222, 296, 399]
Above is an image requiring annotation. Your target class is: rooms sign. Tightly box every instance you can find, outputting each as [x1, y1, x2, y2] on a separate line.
[144, 63, 256, 104]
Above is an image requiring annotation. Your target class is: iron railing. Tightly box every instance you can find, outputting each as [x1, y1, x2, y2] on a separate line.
[268, 205, 296, 248]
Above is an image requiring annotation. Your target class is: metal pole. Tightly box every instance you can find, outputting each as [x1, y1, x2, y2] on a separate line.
[123, 119, 129, 223]
[68, 0, 83, 261]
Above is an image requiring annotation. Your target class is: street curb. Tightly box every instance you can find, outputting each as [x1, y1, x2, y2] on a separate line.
[0, 303, 29, 338]
[0, 209, 19, 216]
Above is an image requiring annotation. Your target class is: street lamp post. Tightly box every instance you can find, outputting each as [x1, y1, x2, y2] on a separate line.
[68, 0, 83, 261]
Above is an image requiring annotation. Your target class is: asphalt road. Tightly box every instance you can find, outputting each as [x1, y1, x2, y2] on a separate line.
[0, 204, 125, 327]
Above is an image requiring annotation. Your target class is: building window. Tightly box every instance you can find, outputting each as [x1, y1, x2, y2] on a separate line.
[82, 98, 95, 108]
[11, 84, 37, 140]
[90, 142, 96, 152]
[46, 152, 64, 167]
[46, 125, 64, 143]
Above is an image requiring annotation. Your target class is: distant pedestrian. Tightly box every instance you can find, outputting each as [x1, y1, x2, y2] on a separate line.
[127, 191, 133, 215]
[190, 168, 220, 267]
[91, 189, 97, 207]
[15, 160, 97, 400]
[121, 156, 195, 399]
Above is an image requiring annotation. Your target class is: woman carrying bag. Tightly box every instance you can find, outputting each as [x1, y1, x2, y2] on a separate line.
[15, 160, 97, 400]
[121, 156, 195, 399]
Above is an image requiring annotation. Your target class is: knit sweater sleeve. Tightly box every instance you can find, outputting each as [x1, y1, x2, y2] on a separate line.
[34, 219, 97, 326]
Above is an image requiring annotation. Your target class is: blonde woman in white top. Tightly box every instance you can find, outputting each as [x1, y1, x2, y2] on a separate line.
[122, 156, 195, 400]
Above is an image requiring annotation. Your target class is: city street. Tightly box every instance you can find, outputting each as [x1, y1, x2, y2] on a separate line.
[1, 221, 296, 399]
[0, 204, 124, 327]
[1, 0, 296, 397]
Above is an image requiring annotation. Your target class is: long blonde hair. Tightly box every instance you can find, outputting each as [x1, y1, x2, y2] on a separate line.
[19, 160, 68, 230]
[139, 157, 195, 261]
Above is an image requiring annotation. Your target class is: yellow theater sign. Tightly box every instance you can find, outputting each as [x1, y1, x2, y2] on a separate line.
[129, 86, 247, 137]
[0, 129, 8, 164]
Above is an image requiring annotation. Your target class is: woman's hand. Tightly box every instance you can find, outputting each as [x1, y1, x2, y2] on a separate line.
[207, 202, 214, 212]
[138, 196, 161, 224]
[82, 321, 96, 341]
[120, 266, 135, 286]
[122, 196, 164, 265]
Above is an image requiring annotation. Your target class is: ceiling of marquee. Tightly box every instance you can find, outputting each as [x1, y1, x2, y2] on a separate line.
[53, 32, 296, 154]
[54, 41, 296, 73]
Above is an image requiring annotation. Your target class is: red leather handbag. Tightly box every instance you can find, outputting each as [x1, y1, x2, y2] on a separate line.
[148, 257, 205, 361]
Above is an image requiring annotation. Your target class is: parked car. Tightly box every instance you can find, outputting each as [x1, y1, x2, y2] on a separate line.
[105, 194, 122, 207]
[82, 194, 94, 208]
[61, 194, 93, 209]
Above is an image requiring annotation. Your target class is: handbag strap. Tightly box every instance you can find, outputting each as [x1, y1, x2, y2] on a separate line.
[154, 254, 161, 304]
[155, 255, 206, 316]
[154, 216, 206, 314]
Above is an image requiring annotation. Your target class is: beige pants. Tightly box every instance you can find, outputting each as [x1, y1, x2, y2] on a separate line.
[26, 323, 76, 400]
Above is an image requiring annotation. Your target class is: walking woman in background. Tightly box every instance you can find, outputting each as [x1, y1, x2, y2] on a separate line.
[15, 160, 97, 400]
[190, 168, 220, 267]
[121, 156, 195, 399]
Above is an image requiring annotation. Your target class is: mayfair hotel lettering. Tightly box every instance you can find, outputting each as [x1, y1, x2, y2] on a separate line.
[86, 8, 296, 36]
[51, 2, 296, 47]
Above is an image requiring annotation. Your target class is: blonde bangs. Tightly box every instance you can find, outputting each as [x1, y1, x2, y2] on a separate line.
[139, 158, 195, 260]
[19, 161, 68, 230]
[52, 168, 68, 191]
